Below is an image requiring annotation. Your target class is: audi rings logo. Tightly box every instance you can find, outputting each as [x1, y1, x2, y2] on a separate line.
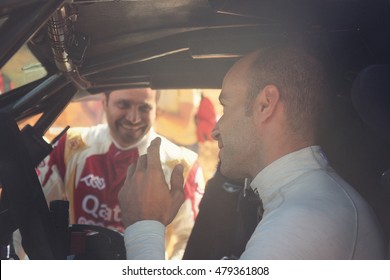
[80, 174, 106, 190]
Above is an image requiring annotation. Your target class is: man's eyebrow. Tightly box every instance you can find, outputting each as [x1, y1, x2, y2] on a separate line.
[115, 98, 129, 103]
[141, 102, 153, 108]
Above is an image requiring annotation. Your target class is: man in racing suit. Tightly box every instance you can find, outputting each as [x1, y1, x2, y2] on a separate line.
[18, 88, 204, 259]
[118, 47, 386, 260]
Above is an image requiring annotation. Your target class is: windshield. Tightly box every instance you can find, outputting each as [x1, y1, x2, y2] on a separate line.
[0, 44, 47, 95]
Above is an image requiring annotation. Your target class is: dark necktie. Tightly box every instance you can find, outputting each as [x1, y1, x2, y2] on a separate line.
[222, 179, 263, 259]
[237, 182, 263, 239]
[238, 183, 263, 225]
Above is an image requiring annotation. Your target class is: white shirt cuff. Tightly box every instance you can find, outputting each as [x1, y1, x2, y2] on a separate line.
[124, 220, 166, 260]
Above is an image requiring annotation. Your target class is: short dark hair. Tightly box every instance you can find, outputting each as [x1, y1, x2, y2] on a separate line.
[246, 46, 328, 138]
[104, 88, 160, 103]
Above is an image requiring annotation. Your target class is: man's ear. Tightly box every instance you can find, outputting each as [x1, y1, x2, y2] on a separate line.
[102, 95, 108, 112]
[253, 85, 281, 123]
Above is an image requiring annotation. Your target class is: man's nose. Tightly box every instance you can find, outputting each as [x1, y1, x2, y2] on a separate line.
[126, 107, 141, 123]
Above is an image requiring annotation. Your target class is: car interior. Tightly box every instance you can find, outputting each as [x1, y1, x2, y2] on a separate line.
[0, 0, 389, 259]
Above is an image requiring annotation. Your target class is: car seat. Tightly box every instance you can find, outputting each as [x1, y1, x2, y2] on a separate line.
[351, 64, 390, 259]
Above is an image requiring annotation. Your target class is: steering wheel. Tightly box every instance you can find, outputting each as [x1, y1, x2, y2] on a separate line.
[68, 224, 126, 260]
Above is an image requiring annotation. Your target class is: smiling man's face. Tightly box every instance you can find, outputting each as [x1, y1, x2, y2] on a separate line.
[104, 88, 157, 147]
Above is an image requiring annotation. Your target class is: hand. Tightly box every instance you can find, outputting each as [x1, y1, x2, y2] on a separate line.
[118, 137, 185, 228]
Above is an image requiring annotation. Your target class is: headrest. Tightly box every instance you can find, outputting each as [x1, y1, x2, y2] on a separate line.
[351, 65, 390, 140]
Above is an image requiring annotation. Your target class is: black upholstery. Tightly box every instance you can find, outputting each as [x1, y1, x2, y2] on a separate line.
[351, 65, 390, 141]
[350, 64, 390, 258]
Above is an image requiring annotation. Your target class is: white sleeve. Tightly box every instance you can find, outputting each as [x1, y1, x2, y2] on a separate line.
[124, 220, 166, 260]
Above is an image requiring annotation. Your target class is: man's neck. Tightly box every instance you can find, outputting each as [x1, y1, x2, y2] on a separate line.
[110, 129, 154, 151]
[254, 132, 316, 178]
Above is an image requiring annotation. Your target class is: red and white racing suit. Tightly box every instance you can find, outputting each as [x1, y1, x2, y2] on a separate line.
[36, 124, 204, 259]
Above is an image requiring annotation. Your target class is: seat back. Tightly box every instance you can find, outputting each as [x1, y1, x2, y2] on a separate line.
[351, 64, 390, 259]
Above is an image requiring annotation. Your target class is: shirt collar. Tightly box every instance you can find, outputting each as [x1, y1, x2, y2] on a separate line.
[250, 146, 329, 206]
[110, 128, 157, 153]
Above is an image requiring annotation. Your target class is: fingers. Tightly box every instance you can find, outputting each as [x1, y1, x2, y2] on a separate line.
[170, 164, 185, 204]
[126, 162, 136, 179]
[132, 138, 162, 176]
[136, 154, 147, 171]
[167, 164, 185, 224]
[170, 164, 184, 192]
[147, 137, 162, 170]
[134, 137, 163, 173]
[119, 140, 186, 227]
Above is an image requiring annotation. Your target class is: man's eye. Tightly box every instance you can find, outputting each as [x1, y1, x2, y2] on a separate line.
[116, 102, 128, 109]
[139, 105, 151, 112]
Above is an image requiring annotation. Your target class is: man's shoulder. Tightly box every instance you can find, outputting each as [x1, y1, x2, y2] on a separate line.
[65, 127, 86, 151]
[159, 135, 197, 158]
[67, 124, 109, 148]
[63, 124, 110, 161]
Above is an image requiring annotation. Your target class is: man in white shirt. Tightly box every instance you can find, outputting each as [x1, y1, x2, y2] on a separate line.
[118, 46, 386, 259]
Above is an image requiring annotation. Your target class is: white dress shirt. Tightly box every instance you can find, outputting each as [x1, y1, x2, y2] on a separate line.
[124, 146, 386, 259]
